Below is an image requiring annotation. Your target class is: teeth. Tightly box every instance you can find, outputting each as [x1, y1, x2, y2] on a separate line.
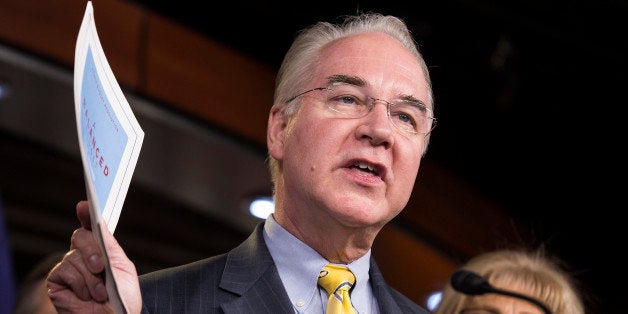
[355, 162, 375, 172]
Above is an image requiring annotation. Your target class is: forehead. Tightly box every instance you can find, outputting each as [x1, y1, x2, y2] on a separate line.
[312, 32, 429, 103]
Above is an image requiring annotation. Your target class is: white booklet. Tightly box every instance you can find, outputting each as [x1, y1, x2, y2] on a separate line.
[74, 1, 144, 312]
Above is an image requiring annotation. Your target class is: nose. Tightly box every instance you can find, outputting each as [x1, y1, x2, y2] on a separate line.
[355, 100, 394, 148]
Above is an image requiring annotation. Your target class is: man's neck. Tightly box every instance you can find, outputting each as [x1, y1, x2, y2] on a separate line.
[273, 209, 377, 263]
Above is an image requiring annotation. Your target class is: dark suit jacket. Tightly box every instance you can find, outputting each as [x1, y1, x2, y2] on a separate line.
[139, 222, 428, 314]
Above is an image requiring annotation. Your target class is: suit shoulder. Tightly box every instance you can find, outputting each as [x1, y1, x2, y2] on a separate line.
[139, 253, 227, 288]
[388, 286, 430, 314]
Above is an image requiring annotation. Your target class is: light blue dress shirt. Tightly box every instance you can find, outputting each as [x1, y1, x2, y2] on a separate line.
[263, 214, 379, 314]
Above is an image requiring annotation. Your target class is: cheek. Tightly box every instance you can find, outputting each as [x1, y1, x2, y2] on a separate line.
[396, 145, 422, 177]
[290, 111, 346, 148]
[284, 116, 333, 167]
[392, 147, 422, 195]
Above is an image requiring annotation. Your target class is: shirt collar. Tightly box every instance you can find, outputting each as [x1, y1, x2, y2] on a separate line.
[263, 214, 373, 312]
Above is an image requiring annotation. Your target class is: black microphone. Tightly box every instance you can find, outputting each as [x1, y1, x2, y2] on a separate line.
[450, 270, 552, 314]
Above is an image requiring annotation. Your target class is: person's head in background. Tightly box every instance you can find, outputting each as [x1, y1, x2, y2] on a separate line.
[13, 252, 65, 314]
[433, 248, 584, 314]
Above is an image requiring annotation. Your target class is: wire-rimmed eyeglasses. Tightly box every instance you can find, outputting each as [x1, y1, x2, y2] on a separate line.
[285, 82, 437, 136]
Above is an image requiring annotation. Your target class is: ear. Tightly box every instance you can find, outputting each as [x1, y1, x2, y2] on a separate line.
[267, 104, 286, 161]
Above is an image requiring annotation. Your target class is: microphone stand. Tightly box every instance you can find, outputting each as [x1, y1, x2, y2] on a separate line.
[488, 286, 551, 314]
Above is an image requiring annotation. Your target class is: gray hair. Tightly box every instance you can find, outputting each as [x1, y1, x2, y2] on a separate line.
[275, 13, 432, 110]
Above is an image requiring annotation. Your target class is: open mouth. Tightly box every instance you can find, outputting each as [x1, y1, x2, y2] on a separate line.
[351, 161, 379, 176]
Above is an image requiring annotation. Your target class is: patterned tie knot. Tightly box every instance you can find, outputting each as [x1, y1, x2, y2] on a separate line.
[318, 264, 356, 314]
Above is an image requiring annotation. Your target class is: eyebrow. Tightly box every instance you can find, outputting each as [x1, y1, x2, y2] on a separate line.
[326, 74, 366, 87]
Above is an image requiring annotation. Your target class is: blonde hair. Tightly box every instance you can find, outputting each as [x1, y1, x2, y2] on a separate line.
[434, 249, 584, 314]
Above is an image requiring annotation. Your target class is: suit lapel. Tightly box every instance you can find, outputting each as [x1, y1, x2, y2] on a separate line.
[219, 223, 294, 313]
[369, 257, 404, 313]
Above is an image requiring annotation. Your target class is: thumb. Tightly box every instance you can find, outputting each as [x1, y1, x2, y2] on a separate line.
[96, 218, 142, 313]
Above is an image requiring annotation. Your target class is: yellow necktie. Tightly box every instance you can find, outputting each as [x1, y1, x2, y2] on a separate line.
[318, 264, 357, 314]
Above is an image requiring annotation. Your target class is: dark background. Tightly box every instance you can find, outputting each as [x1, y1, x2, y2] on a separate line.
[131, 0, 625, 312]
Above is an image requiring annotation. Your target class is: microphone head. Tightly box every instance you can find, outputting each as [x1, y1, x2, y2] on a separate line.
[450, 270, 494, 295]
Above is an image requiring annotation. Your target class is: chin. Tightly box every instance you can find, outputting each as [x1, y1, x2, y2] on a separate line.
[339, 207, 388, 228]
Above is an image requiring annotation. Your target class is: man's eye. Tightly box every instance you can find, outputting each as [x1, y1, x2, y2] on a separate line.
[339, 95, 358, 104]
[396, 113, 413, 124]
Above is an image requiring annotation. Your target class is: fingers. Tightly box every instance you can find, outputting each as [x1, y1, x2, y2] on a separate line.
[70, 228, 105, 273]
[72, 200, 105, 274]
[47, 249, 108, 300]
[76, 200, 92, 230]
[46, 199, 142, 313]
[48, 227, 108, 302]
[46, 200, 109, 306]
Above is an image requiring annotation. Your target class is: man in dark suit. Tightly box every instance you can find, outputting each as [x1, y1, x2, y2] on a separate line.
[47, 12, 436, 314]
